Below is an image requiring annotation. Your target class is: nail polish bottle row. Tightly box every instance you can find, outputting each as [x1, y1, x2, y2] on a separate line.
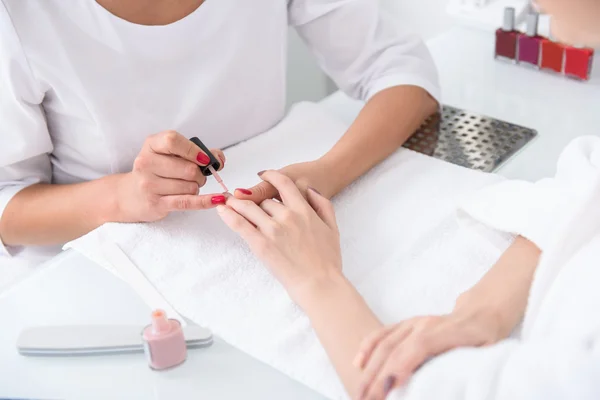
[495, 8, 594, 81]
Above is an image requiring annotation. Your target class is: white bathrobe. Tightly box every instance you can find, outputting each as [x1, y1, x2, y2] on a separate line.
[392, 136, 600, 400]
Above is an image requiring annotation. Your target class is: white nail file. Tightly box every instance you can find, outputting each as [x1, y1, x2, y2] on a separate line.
[17, 325, 213, 356]
[98, 241, 187, 327]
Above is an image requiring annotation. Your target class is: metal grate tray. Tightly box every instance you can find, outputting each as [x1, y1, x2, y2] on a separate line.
[403, 105, 537, 172]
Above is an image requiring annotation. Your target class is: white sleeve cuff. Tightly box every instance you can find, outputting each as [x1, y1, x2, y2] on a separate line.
[458, 136, 600, 252]
[0, 184, 31, 257]
[365, 74, 441, 106]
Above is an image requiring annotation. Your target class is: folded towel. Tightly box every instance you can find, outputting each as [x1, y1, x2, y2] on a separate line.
[389, 136, 600, 400]
[66, 102, 511, 399]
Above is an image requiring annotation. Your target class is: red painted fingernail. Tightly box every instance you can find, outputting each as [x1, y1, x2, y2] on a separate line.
[236, 188, 252, 195]
[211, 195, 226, 204]
[197, 152, 210, 165]
[218, 154, 225, 165]
[257, 170, 266, 177]
[383, 375, 396, 394]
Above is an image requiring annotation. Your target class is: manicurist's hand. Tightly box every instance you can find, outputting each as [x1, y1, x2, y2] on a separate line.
[217, 170, 342, 300]
[232, 160, 337, 204]
[354, 307, 503, 400]
[115, 130, 227, 222]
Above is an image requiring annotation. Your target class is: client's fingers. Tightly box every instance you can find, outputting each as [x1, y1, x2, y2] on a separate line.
[362, 347, 410, 400]
[260, 199, 286, 217]
[259, 170, 309, 210]
[358, 325, 413, 398]
[354, 324, 398, 369]
[363, 338, 429, 400]
[216, 205, 262, 245]
[306, 187, 338, 230]
[226, 197, 274, 229]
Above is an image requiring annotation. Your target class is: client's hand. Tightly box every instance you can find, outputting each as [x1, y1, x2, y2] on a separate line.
[116, 130, 226, 223]
[232, 160, 337, 204]
[216, 170, 342, 300]
[354, 308, 503, 400]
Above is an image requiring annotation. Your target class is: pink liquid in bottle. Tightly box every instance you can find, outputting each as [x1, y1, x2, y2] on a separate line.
[142, 309, 187, 370]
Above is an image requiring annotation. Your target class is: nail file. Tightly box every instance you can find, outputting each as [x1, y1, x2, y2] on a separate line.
[98, 240, 187, 327]
[17, 325, 213, 357]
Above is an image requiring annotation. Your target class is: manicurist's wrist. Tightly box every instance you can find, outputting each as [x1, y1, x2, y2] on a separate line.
[313, 155, 337, 182]
[96, 173, 127, 225]
[314, 155, 350, 196]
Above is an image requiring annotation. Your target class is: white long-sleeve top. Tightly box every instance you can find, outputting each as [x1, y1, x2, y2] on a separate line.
[0, 0, 440, 258]
[390, 136, 600, 400]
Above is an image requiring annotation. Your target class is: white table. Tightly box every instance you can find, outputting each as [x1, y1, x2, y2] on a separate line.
[1, 27, 599, 399]
[324, 28, 600, 182]
[0, 253, 325, 400]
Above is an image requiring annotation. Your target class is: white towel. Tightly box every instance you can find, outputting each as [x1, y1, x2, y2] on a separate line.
[66, 102, 511, 399]
[390, 136, 600, 400]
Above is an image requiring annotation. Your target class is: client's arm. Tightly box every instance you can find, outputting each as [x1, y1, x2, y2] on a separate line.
[217, 171, 382, 398]
[297, 275, 383, 397]
[456, 236, 540, 337]
[217, 170, 541, 400]
[355, 237, 541, 399]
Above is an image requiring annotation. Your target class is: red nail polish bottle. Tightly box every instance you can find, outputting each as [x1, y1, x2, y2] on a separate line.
[540, 38, 565, 74]
[495, 7, 519, 62]
[564, 46, 595, 81]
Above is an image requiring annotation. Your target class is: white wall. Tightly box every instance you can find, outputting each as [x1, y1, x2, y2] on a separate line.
[382, 0, 454, 41]
[286, 0, 454, 106]
[286, 29, 330, 108]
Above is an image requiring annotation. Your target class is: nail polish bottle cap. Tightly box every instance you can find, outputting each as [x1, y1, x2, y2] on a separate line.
[502, 7, 516, 31]
[525, 13, 539, 36]
[150, 309, 172, 335]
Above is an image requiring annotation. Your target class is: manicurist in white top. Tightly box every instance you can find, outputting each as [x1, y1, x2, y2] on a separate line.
[0, 0, 440, 260]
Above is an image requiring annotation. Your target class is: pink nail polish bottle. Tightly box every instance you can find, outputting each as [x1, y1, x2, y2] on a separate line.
[142, 309, 187, 370]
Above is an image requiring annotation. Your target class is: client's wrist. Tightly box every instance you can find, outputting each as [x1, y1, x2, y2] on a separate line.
[290, 270, 350, 310]
[453, 291, 508, 342]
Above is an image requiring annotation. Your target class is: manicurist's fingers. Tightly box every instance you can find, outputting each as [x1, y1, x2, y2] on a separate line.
[153, 178, 199, 196]
[147, 131, 211, 166]
[159, 193, 225, 211]
[210, 148, 226, 171]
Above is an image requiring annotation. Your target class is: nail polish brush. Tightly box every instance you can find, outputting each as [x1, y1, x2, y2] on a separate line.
[189, 137, 229, 193]
[207, 165, 229, 193]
